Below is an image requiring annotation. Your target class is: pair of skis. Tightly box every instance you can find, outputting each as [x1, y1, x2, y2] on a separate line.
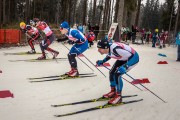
[51, 95, 143, 117]
[3, 52, 42, 55]
[28, 73, 97, 82]
[8, 57, 67, 62]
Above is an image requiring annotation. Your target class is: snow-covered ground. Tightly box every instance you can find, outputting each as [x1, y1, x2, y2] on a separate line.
[0, 42, 180, 120]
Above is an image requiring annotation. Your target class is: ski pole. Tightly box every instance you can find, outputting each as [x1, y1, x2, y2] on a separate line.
[61, 43, 94, 72]
[102, 65, 143, 91]
[73, 46, 106, 77]
[125, 73, 167, 103]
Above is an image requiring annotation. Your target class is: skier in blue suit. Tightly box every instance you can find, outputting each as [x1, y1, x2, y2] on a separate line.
[59, 21, 88, 77]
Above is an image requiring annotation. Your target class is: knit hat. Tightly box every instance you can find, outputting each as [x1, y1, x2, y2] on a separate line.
[97, 39, 110, 49]
[60, 21, 69, 30]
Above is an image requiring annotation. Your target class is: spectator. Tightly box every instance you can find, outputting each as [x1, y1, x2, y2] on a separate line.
[94, 24, 100, 40]
[77, 24, 83, 33]
[73, 24, 77, 29]
[83, 23, 87, 35]
[86, 30, 96, 47]
[140, 28, 146, 44]
[146, 29, 151, 44]
[160, 30, 168, 48]
[152, 29, 160, 48]
[175, 31, 180, 62]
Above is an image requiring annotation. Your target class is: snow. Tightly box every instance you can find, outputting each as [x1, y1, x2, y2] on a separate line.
[0, 42, 180, 120]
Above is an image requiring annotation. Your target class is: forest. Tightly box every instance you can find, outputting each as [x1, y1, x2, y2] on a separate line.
[0, 0, 179, 36]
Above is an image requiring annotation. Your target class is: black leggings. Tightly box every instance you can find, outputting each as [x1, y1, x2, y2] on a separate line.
[68, 53, 77, 68]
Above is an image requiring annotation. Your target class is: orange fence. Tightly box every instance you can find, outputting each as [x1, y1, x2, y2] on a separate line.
[0, 29, 21, 44]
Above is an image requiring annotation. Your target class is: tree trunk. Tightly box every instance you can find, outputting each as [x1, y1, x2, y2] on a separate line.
[83, 0, 87, 24]
[174, 0, 180, 36]
[114, 0, 120, 23]
[33, 0, 35, 18]
[25, 0, 29, 22]
[7, 0, 10, 23]
[107, 0, 111, 28]
[92, 0, 97, 25]
[110, 0, 115, 24]
[99, 0, 104, 25]
[40, 0, 44, 20]
[3, 0, 6, 25]
[135, 0, 141, 26]
[68, 0, 71, 23]
[117, 0, 124, 41]
[0, 0, 2, 27]
[123, 4, 127, 27]
[102, 0, 108, 30]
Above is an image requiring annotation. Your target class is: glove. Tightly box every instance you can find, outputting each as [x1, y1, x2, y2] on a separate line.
[96, 60, 104, 66]
[118, 66, 127, 74]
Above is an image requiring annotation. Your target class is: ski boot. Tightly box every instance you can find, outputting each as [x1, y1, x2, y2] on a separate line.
[27, 49, 36, 54]
[108, 92, 122, 105]
[52, 51, 59, 59]
[66, 68, 79, 77]
[37, 53, 46, 60]
[103, 87, 116, 98]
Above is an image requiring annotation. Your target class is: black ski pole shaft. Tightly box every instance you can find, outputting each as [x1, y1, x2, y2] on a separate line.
[73, 46, 106, 77]
[126, 73, 167, 103]
[61, 43, 94, 72]
[103, 65, 143, 91]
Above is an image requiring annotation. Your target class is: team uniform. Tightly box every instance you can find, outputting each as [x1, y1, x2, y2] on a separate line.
[97, 40, 139, 104]
[60, 21, 88, 77]
[34, 18, 59, 59]
[20, 22, 40, 54]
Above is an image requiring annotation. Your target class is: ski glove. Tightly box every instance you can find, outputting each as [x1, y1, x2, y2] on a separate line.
[96, 60, 104, 66]
[118, 66, 127, 74]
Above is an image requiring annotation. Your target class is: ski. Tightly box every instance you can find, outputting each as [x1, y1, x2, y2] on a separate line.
[8, 58, 67, 62]
[28, 73, 95, 80]
[51, 95, 138, 107]
[4, 52, 42, 55]
[29, 75, 97, 83]
[54, 99, 143, 117]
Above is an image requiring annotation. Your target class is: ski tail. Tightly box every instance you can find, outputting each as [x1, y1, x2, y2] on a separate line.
[54, 99, 143, 117]
[51, 95, 138, 107]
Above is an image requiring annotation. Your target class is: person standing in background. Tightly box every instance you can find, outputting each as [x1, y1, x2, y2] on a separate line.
[175, 32, 180, 62]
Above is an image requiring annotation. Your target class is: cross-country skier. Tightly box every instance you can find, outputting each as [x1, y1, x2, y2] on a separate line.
[59, 21, 88, 77]
[33, 18, 59, 60]
[20, 22, 40, 54]
[96, 39, 139, 104]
